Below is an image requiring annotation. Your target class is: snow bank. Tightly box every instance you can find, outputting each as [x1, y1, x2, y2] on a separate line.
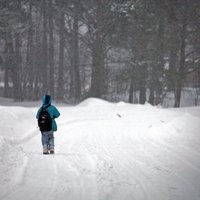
[0, 135, 26, 196]
[77, 98, 112, 107]
[0, 136, 16, 157]
[0, 106, 37, 138]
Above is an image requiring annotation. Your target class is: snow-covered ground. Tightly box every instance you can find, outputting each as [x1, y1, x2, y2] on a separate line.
[0, 98, 200, 200]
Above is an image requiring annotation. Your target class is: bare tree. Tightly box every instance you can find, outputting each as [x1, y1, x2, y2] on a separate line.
[41, 0, 48, 94]
[48, 0, 55, 98]
[56, 3, 65, 100]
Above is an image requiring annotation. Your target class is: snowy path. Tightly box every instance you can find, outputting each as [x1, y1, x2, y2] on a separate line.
[1, 99, 200, 200]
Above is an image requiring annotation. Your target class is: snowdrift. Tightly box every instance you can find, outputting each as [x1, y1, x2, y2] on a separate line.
[77, 97, 112, 107]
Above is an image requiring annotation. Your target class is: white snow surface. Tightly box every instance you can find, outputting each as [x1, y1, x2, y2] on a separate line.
[0, 98, 200, 200]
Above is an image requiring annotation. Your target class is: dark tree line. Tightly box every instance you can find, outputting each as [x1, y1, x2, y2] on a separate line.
[0, 0, 199, 107]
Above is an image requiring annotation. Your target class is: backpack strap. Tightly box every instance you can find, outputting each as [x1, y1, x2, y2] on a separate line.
[40, 104, 51, 118]
[42, 104, 51, 110]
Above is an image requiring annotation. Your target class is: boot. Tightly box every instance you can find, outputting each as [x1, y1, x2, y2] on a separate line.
[43, 145, 49, 154]
[49, 144, 54, 154]
[50, 150, 54, 154]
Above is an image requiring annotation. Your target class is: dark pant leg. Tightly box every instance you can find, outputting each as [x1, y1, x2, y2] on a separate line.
[41, 132, 49, 153]
[48, 131, 54, 151]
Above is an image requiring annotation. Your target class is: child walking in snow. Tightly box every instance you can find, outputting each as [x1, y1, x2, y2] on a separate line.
[36, 95, 60, 154]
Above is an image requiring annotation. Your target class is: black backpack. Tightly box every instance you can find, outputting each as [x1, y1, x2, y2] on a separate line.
[38, 105, 52, 132]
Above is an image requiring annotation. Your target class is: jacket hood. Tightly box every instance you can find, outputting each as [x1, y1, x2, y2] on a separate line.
[42, 95, 51, 106]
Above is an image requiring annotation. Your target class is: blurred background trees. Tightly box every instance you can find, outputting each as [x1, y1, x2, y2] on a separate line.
[0, 0, 199, 107]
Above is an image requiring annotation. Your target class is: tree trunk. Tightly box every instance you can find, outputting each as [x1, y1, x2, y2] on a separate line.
[13, 33, 23, 101]
[155, 19, 165, 105]
[4, 42, 10, 98]
[139, 65, 147, 104]
[90, 0, 107, 98]
[167, 1, 179, 92]
[73, 0, 81, 101]
[149, 85, 155, 105]
[42, 0, 48, 94]
[128, 78, 134, 103]
[139, 82, 146, 104]
[26, 2, 34, 100]
[48, 0, 55, 98]
[6, 37, 14, 99]
[168, 27, 179, 92]
[57, 8, 65, 100]
[174, 20, 187, 107]
[34, 11, 42, 100]
[90, 41, 106, 97]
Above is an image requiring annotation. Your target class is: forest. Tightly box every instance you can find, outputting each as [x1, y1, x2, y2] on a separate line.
[0, 0, 199, 107]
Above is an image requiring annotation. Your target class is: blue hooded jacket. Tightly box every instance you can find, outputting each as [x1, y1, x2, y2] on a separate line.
[36, 95, 60, 132]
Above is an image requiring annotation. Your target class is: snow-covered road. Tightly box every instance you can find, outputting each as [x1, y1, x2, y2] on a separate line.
[1, 98, 200, 200]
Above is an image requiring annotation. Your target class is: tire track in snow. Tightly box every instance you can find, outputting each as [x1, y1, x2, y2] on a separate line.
[2, 118, 100, 200]
[94, 126, 149, 200]
[69, 116, 200, 200]
[0, 155, 29, 200]
[2, 108, 200, 200]
[135, 121, 200, 200]
[63, 119, 149, 200]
